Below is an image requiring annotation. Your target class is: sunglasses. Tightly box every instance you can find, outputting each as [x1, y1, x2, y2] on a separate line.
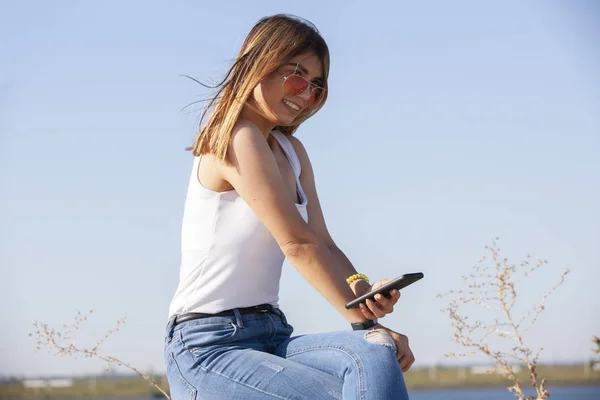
[281, 64, 327, 107]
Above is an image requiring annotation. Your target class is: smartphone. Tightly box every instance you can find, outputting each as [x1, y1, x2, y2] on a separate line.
[345, 272, 424, 309]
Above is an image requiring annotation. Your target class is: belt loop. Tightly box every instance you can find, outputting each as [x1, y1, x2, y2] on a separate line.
[232, 308, 244, 328]
[274, 308, 288, 326]
[165, 316, 176, 340]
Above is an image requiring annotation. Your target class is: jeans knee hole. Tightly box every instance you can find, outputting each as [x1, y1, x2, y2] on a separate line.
[364, 331, 396, 349]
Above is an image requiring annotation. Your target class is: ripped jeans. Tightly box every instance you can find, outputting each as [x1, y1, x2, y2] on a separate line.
[164, 308, 409, 400]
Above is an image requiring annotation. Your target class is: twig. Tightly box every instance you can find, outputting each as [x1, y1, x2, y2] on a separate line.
[438, 239, 568, 400]
[29, 309, 170, 400]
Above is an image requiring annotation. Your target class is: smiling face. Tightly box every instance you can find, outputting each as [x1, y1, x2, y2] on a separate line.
[247, 51, 325, 129]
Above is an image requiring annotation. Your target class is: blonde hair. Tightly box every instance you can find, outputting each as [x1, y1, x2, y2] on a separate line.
[188, 14, 330, 160]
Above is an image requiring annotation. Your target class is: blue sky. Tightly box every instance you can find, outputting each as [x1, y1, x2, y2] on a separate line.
[1, 0, 599, 377]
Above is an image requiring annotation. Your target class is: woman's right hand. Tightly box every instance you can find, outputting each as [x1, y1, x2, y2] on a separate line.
[371, 323, 415, 372]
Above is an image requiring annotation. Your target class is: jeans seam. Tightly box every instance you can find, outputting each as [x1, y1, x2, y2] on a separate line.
[168, 351, 198, 400]
[268, 315, 278, 343]
[206, 368, 290, 399]
[285, 345, 365, 400]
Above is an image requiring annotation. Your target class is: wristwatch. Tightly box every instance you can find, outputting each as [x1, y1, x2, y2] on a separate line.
[351, 319, 378, 330]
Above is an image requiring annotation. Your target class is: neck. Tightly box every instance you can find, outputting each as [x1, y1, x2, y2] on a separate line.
[239, 104, 275, 139]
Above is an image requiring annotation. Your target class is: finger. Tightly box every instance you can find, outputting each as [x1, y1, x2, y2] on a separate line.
[395, 347, 405, 363]
[400, 359, 410, 372]
[373, 293, 394, 313]
[393, 334, 408, 358]
[398, 339, 414, 372]
[407, 352, 415, 371]
[365, 298, 385, 318]
[402, 350, 415, 372]
[372, 279, 391, 290]
[366, 298, 386, 318]
[399, 352, 412, 372]
[388, 289, 401, 304]
[392, 337, 404, 362]
[395, 340, 411, 371]
[359, 303, 378, 320]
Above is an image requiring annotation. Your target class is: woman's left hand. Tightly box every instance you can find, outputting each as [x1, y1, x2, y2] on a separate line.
[351, 279, 401, 320]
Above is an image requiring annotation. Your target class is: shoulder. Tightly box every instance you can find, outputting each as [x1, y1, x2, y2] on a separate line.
[226, 121, 269, 164]
[287, 134, 310, 164]
[230, 121, 264, 145]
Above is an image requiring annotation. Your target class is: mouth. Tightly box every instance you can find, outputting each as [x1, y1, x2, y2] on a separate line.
[282, 99, 302, 113]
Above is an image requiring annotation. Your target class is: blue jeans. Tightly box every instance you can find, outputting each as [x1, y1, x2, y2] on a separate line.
[164, 308, 410, 400]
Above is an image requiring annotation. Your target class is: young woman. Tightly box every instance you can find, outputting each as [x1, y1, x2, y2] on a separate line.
[164, 14, 414, 400]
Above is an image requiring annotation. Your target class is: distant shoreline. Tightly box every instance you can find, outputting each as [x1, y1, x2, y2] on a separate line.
[2, 365, 599, 398]
[405, 364, 600, 392]
[409, 379, 600, 392]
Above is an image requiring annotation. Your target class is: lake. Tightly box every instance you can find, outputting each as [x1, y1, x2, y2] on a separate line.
[410, 385, 600, 399]
[48, 385, 598, 399]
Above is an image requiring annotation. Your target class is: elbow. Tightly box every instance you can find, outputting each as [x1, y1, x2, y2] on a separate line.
[282, 237, 324, 259]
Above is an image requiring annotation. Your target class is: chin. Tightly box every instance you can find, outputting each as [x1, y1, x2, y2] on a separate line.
[278, 109, 302, 126]
[279, 117, 297, 127]
[271, 113, 296, 127]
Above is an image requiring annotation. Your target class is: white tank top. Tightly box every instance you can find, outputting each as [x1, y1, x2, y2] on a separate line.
[168, 131, 308, 317]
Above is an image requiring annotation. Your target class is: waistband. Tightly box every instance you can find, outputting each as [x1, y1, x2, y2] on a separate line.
[174, 304, 282, 326]
[166, 304, 287, 338]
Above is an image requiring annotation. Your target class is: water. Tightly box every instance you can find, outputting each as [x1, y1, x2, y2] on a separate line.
[411, 385, 600, 399]
[56, 386, 599, 399]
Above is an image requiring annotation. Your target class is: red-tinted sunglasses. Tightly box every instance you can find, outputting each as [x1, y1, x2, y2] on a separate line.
[281, 64, 327, 107]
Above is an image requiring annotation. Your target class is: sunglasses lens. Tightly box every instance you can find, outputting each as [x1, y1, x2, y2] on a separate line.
[283, 75, 309, 96]
[310, 88, 326, 106]
[283, 74, 326, 107]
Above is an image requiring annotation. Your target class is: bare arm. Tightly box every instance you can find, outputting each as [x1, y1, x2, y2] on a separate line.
[289, 136, 370, 294]
[328, 245, 371, 293]
[220, 124, 366, 323]
[289, 135, 400, 318]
